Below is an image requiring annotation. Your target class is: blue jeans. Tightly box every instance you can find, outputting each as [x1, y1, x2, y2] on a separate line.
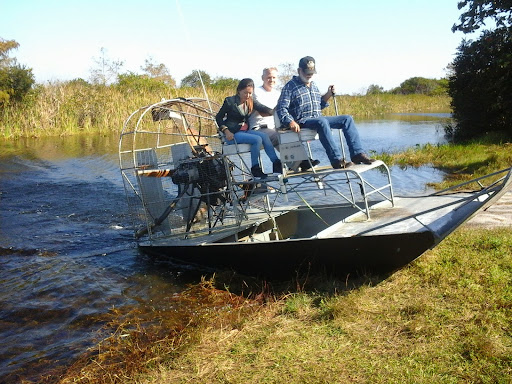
[227, 129, 279, 167]
[302, 115, 364, 164]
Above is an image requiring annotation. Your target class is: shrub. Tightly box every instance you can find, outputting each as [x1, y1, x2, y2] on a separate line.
[448, 27, 512, 141]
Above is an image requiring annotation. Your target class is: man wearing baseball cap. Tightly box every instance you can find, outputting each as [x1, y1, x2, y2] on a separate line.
[276, 56, 375, 169]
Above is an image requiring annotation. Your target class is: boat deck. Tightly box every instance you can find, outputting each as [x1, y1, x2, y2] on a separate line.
[140, 189, 494, 248]
[138, 206, 296, 247]
[316, 191, 494, 240]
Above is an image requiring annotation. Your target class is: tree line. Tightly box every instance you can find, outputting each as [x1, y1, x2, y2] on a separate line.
[2, 0, 511, 142]
[0, 41, 447, 104]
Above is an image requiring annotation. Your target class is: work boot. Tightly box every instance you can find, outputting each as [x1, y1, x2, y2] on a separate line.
[251, 165, 267, 179]
[299, 158, 320, 172]
[331, 159, 354, 169]
[351, 153, 376, 165]
[272, 160, 283, 174]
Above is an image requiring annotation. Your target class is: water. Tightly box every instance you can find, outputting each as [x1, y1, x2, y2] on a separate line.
[358, 113, 450, 154]
[0, 114, 450, 382]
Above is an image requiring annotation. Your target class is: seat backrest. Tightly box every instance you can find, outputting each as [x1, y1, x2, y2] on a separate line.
[273, 110, 282, 129]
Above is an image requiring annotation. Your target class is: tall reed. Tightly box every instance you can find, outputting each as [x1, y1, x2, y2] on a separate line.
[0, 83, 451, 139]
[325, 93, 451, 117]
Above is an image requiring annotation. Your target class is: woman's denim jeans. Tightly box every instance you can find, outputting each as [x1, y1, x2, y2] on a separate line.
[226, 129, 279, 167]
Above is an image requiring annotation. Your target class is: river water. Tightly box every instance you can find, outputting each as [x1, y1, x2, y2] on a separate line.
[0, 113, 449, 382]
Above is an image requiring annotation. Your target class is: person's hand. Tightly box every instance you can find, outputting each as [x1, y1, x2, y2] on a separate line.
[289, 120, 300, 132]
[328, 85, 336, 96]
[224, 130, 234, 141]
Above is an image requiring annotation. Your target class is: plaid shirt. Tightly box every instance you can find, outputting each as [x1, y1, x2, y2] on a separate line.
[276, 76, 328, 127]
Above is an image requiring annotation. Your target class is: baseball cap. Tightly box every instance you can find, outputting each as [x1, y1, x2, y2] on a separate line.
[298, 56, 317, 74]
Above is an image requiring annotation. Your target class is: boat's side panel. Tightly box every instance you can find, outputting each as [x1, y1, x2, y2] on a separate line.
[140, 231, 436, 278]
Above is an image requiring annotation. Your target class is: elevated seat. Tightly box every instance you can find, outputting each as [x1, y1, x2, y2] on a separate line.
[278, 129, 318, 172]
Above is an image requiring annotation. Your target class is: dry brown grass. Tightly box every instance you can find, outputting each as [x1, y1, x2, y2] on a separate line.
[46, 278, 260, 384]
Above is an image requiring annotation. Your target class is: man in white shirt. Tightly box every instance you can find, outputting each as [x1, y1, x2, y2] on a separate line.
[250, 66, 320, 171]
[248, 67, 281, 147]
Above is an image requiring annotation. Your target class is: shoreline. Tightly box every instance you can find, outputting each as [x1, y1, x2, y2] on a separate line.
[466, 189, 512, 228]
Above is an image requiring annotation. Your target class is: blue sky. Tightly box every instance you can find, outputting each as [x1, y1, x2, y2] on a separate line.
[1, 0, 478, 94]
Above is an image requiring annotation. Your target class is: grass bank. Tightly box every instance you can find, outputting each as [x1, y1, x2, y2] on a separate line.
[53, 228, 512, 384]
[377, 135, 512, 189]
[0, 81, 451, 139]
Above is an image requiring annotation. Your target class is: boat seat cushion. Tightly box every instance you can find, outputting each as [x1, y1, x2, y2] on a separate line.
[222, 143, 252, 155]
[278, 129, 318, 144]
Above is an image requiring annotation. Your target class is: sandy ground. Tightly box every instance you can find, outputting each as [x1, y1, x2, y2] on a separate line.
[465, 189, 512, 228]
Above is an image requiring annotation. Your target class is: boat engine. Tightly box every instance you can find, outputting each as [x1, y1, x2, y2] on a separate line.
[171, 153, 228, 206]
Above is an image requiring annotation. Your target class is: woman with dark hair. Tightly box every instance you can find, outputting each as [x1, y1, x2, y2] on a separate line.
[216, 78, 282, 179]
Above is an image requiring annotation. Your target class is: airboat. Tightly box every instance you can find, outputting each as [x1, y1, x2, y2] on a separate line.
[119, 97, 512, 276]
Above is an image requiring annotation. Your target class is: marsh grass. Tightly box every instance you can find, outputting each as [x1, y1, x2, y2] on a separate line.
[0, 83, 218, 138]
[325, 93, 451, 117]
[378, 138, 512, 189]
[0, 83, 451, 139]
[47, 228, 512, 384]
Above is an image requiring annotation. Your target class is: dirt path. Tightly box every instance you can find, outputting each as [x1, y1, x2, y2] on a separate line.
[466, 190, 512, 228]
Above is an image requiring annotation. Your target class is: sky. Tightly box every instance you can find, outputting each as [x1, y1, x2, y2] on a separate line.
[1, 0, 479, 95]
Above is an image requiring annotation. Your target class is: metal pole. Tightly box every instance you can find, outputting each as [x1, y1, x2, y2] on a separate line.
[332, 89, 355, 203]
[332, 90, 347, 161]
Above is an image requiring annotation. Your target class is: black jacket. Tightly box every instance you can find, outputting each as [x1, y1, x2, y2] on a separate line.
[216, 94, 273, 133]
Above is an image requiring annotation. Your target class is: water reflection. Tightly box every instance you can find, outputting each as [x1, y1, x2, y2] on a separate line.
[0, 114, 450, 382]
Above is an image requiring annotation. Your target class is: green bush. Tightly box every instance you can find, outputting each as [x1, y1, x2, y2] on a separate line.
[0, 63, 35, 105]
[449, 27, 512, 141]
[392, 77, 448, 96]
